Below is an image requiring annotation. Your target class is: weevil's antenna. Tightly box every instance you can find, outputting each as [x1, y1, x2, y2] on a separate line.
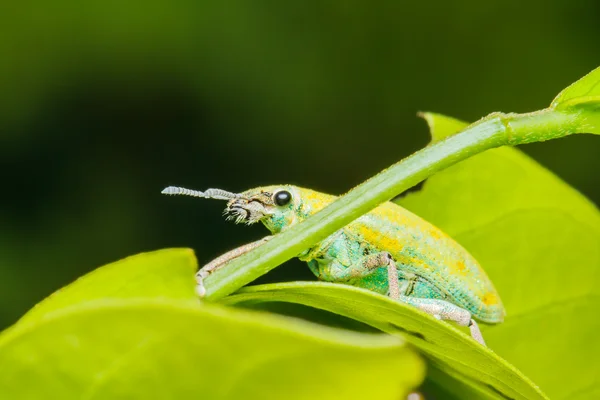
[161, 186, 240, 200]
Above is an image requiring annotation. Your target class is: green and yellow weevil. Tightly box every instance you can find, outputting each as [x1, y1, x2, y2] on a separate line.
[162, 185, 505, 345]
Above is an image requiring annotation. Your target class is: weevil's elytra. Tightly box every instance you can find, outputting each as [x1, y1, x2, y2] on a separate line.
[162, 184, 506, 344]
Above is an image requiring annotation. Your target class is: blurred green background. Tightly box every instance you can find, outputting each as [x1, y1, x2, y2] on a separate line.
[1, 0, 598, 330]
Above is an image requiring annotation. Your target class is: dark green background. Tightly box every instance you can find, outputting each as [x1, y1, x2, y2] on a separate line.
[1, 0, 598, 329]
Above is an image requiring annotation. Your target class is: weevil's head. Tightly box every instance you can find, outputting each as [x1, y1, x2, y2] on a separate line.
[225, 185, 336, 233]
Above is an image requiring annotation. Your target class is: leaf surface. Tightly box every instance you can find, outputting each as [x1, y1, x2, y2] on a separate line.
[224, 282, 546, 400]
[19, 248, 198, 324]
[398, 114, 600, 400]
[225, 112, 600, 399]
[551, 66, 600, 135]
[0, 249, 425, 400]
[552, 66, 600, 109]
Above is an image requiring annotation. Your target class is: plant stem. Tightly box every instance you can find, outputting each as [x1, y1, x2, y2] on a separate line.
[204, 108, 586, 300]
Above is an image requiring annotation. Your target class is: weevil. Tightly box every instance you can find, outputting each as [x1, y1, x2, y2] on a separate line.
[162, 185, 505, 345]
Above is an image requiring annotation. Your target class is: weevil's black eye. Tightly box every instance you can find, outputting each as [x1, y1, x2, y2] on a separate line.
[274, 190, 292, 206]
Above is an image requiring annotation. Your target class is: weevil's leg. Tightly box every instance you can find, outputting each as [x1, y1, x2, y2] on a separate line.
[368, 254, 420, 300]
[368, 255, 419, 299]
[398, 296, 486, 346]
[360, 251, 405, 300]
[468, 319, 486, 346]
[195, 236, 272, 297]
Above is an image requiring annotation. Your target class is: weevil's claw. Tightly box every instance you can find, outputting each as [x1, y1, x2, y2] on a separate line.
[469, 319, 487, 346]
[195, 270, 209, 298]
[196, 283, 206, 298]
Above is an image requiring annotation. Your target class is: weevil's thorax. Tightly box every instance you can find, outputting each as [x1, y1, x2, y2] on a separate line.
[226, 185, 336, 234]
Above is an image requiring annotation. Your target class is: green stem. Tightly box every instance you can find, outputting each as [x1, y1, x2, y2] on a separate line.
[204, 108, 584, 300]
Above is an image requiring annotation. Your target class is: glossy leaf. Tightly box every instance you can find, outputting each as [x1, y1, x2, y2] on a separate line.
[224, 112, 599, 399]
[0, 249, 425, 399]
[19, 248, 199, 324]
[398, 115, 600, 400]
[551, 66, 600, 109]
[551, 67, 600, 135]
[224, 282, 546, 400]
[418, 111, 470, 143]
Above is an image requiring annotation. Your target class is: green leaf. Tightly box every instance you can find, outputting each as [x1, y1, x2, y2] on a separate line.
[551, 67, 600, 135]
[398, 115, 600, 400]
[551, 66, 600, 109]
[418, 111, 469, 143]
[223, 113, 599, 399]
[19, 248, 199, 324]
[224, 282, 546, 400]
[0, 249, 425, 399]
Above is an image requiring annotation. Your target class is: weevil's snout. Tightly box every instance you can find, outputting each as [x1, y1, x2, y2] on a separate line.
[224, 197, 272, 225]
[221, 186, 299, 232]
